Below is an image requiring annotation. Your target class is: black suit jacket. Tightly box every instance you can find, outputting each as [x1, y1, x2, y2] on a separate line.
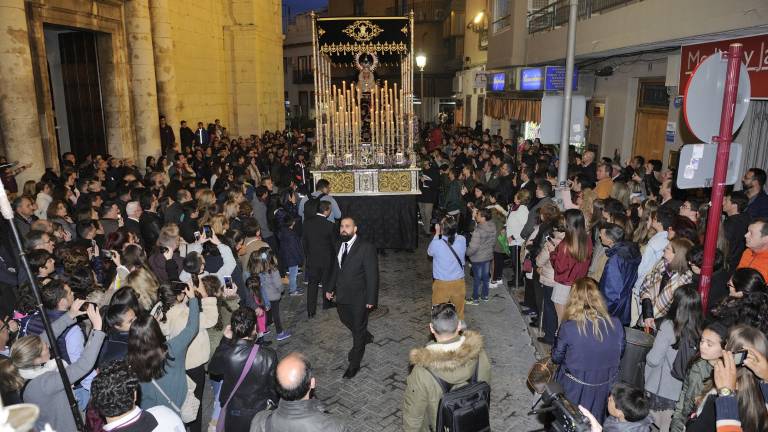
[327, 237, 379, 306]
[140, 211, 162, 248]
[301, 215, 336, 269]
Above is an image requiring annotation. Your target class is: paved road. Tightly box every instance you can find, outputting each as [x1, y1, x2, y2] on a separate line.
[205, 239, 542, 431]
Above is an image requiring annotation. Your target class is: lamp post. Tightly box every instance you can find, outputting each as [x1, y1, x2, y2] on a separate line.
[415, 53, 427, 123]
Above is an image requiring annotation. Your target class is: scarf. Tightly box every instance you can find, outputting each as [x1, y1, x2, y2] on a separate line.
[19, 359, 65, 381]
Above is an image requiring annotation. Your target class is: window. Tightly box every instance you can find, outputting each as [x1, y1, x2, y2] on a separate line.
[354, 0, 364, 16]
[283, 57, 288, 73]
[294, 56, 313, 84]
[493, 0, 511, 33]
[298, 91, 309, 118]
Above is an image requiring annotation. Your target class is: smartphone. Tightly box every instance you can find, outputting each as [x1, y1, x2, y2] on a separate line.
[79, 301, 97, 312]
[194, 231, 201, 241]
[545, 235, 553, 244]
[733, 349, 748, 367]
[223, 276, 233, 289]
[102, 250, 112, 259]
[203, 225, 213, 238]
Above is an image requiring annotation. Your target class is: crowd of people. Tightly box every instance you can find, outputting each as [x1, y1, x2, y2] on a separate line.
[0, 115, 764, 432]
[418, 122, 768, 432]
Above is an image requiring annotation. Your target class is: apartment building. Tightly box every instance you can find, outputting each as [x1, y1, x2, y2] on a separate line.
[481, 0, 768, 170]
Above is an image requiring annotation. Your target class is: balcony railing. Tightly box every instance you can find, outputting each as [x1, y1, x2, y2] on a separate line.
[528, 0, 641, 34]
[385, 1, 449, 21]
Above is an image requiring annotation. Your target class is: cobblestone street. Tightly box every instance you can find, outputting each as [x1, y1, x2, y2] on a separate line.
[263, 239, 542, 432]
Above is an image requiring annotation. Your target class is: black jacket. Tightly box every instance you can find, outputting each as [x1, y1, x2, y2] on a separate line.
[180, 126, 195, 149]
[327, 237, 379, 306]
[209, 337, 278, 432]
[301, 215, 336, 270]
[139, 211, 162, 248]
[723, 212, 751, 271]
[164, 202, 185, 226]
[97, 330, 129, 367]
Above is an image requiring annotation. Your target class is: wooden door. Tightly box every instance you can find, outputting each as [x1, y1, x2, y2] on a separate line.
[59, 31, 107, 158]
[632, 79, 669, 161]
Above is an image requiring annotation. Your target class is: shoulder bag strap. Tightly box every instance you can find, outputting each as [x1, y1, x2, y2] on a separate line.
[216, 344, 260, 432]
[471, 359, 480, 384]
[441, 239, 464, 270]
[264, 412, 274, 432]
[151, 379, 182, 414]
[426, 367, 452, 394]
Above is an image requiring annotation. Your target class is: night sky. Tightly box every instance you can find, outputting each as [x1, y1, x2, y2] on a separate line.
[284, 0, 328, 16]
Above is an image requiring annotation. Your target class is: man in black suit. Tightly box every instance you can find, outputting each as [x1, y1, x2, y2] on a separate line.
[326, 216, 379, 379]
[302, 201, 336, 319]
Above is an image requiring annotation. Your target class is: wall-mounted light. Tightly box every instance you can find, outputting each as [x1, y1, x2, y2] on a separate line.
[466, 10, 487, 33]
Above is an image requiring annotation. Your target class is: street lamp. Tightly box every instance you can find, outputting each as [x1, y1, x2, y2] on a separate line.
[415, 54, 427, 122]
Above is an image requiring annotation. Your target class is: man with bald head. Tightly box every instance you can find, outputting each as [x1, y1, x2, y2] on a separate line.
[249, 352, 349, 431]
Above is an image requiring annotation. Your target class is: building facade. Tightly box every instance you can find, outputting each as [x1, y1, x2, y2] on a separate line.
[0, 0, 285, 184]
[284, 11, 320, 129]
[482, 0, 768, 169]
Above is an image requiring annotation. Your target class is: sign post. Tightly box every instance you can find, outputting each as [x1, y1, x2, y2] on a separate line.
[698, 43, 744, 312]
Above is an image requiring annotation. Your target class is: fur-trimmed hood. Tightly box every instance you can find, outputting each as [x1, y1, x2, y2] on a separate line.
[409, 330, 484, 373]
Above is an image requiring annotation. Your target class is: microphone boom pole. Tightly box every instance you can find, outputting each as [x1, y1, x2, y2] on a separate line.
[0, 181, 84, 431]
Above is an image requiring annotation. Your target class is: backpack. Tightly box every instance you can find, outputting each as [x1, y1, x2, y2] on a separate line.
[303, 193, 327, 219]
[427, 361, 491, 432]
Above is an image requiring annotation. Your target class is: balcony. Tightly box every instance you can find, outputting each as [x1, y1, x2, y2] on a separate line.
[527, 0, 641, 34]
[386, 1, 449, 22]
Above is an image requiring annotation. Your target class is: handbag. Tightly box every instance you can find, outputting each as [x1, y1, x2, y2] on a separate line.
[497, 232, 511, 256]
[618, 326, 655, 389]
[151, 375, 200, 423]
[526, 356, 558, 394]
[216, 343, 260, 432]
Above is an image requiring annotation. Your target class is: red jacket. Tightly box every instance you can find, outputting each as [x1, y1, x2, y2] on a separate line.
[428, 128, 443, 153]
[551, 239, 593, 286]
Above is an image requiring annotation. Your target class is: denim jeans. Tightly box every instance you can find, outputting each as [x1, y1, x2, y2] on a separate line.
[471, 260, 491, 300]
[288, 265, 299, 293]
[74, 386, 90, 413]
[210, 378, 222, 420]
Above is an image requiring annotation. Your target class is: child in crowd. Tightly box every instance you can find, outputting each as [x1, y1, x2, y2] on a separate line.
[603, 383, 653, 432]
[248, 247, 290, 341]
[277, 215, 304, 297]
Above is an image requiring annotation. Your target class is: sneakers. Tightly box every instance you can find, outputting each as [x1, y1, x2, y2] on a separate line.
[289, 290, 305, 297]
[262, 329, 271, 336]
[465, 298, 479, 306]
[481, 296, 489, 302]
[489, 280, 503, 289]
[276, 331, 292, 341]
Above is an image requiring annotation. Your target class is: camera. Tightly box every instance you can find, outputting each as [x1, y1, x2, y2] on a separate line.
[533, 383, 592, 432]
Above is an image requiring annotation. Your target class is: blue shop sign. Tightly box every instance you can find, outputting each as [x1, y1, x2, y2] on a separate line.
[491, 73, 506, 91]
[544, 66, 578, 91]
[520, 68, 543, 91]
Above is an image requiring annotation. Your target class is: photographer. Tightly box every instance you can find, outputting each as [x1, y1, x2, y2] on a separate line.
[427, 216, 466, 322]
[180, 230, 236, 286]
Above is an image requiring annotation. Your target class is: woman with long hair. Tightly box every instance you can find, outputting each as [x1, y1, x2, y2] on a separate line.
[126, 281, 202, 417]
[47, 199, 76, 240]
[632, 200, 660, 245]
[551, 277, 624, 423]
[549, 209, 593, 323]
[713, 325, 768, 432]
[645, 284, 703, 432]
[727, 267, 767, 299]
[639, 237, 695, 329]
[670, 320, 729, 432]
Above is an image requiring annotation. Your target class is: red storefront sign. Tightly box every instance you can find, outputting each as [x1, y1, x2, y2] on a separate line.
[680, 33, 768, 99]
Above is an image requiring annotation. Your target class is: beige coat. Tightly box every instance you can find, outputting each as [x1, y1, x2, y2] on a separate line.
[158, 297, 219, 369]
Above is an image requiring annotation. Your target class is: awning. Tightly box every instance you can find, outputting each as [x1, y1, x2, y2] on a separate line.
[484, 96, 541, 123]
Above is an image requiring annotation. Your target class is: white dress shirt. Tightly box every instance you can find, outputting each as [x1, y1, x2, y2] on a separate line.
[337, 234, 358, 267]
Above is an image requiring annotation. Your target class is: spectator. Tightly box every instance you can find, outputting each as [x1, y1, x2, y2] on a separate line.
[97, 303, 137, 367]
[465, 208, 496, 305]
[276, 215, 304, 297]
[595, 162, 614, 199]
[639, 237, 694, 328]
[552, 277, 624, 423]
[90, 360, 185, 431]
[723, 191, 751, 271]
[402, 303, 490, 432]
[297, 179, 342, 223]
[742, 168, 768, 219]
[603, 383, 652, 432]
[209, 307, 277, 431]
[249, 247, 290, 341]
[644, 284, 702, 431]
[249, 352, 349, 431]
[11, 301, 104, 431]
[598, 223, 641, 326]
[428, 216, 466, 322]
[549, 209, 593, 323]
[713, 325, 768, 432]
[737, 217, 768, 280]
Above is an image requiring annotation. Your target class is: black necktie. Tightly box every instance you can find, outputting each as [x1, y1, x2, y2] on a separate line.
[341, 242, 348, 266]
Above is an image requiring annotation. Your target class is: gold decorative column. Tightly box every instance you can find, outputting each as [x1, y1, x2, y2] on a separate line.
[125, 0, 161, 165]
[0, 0, 46, 184]
[149, 0, 179, 128]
